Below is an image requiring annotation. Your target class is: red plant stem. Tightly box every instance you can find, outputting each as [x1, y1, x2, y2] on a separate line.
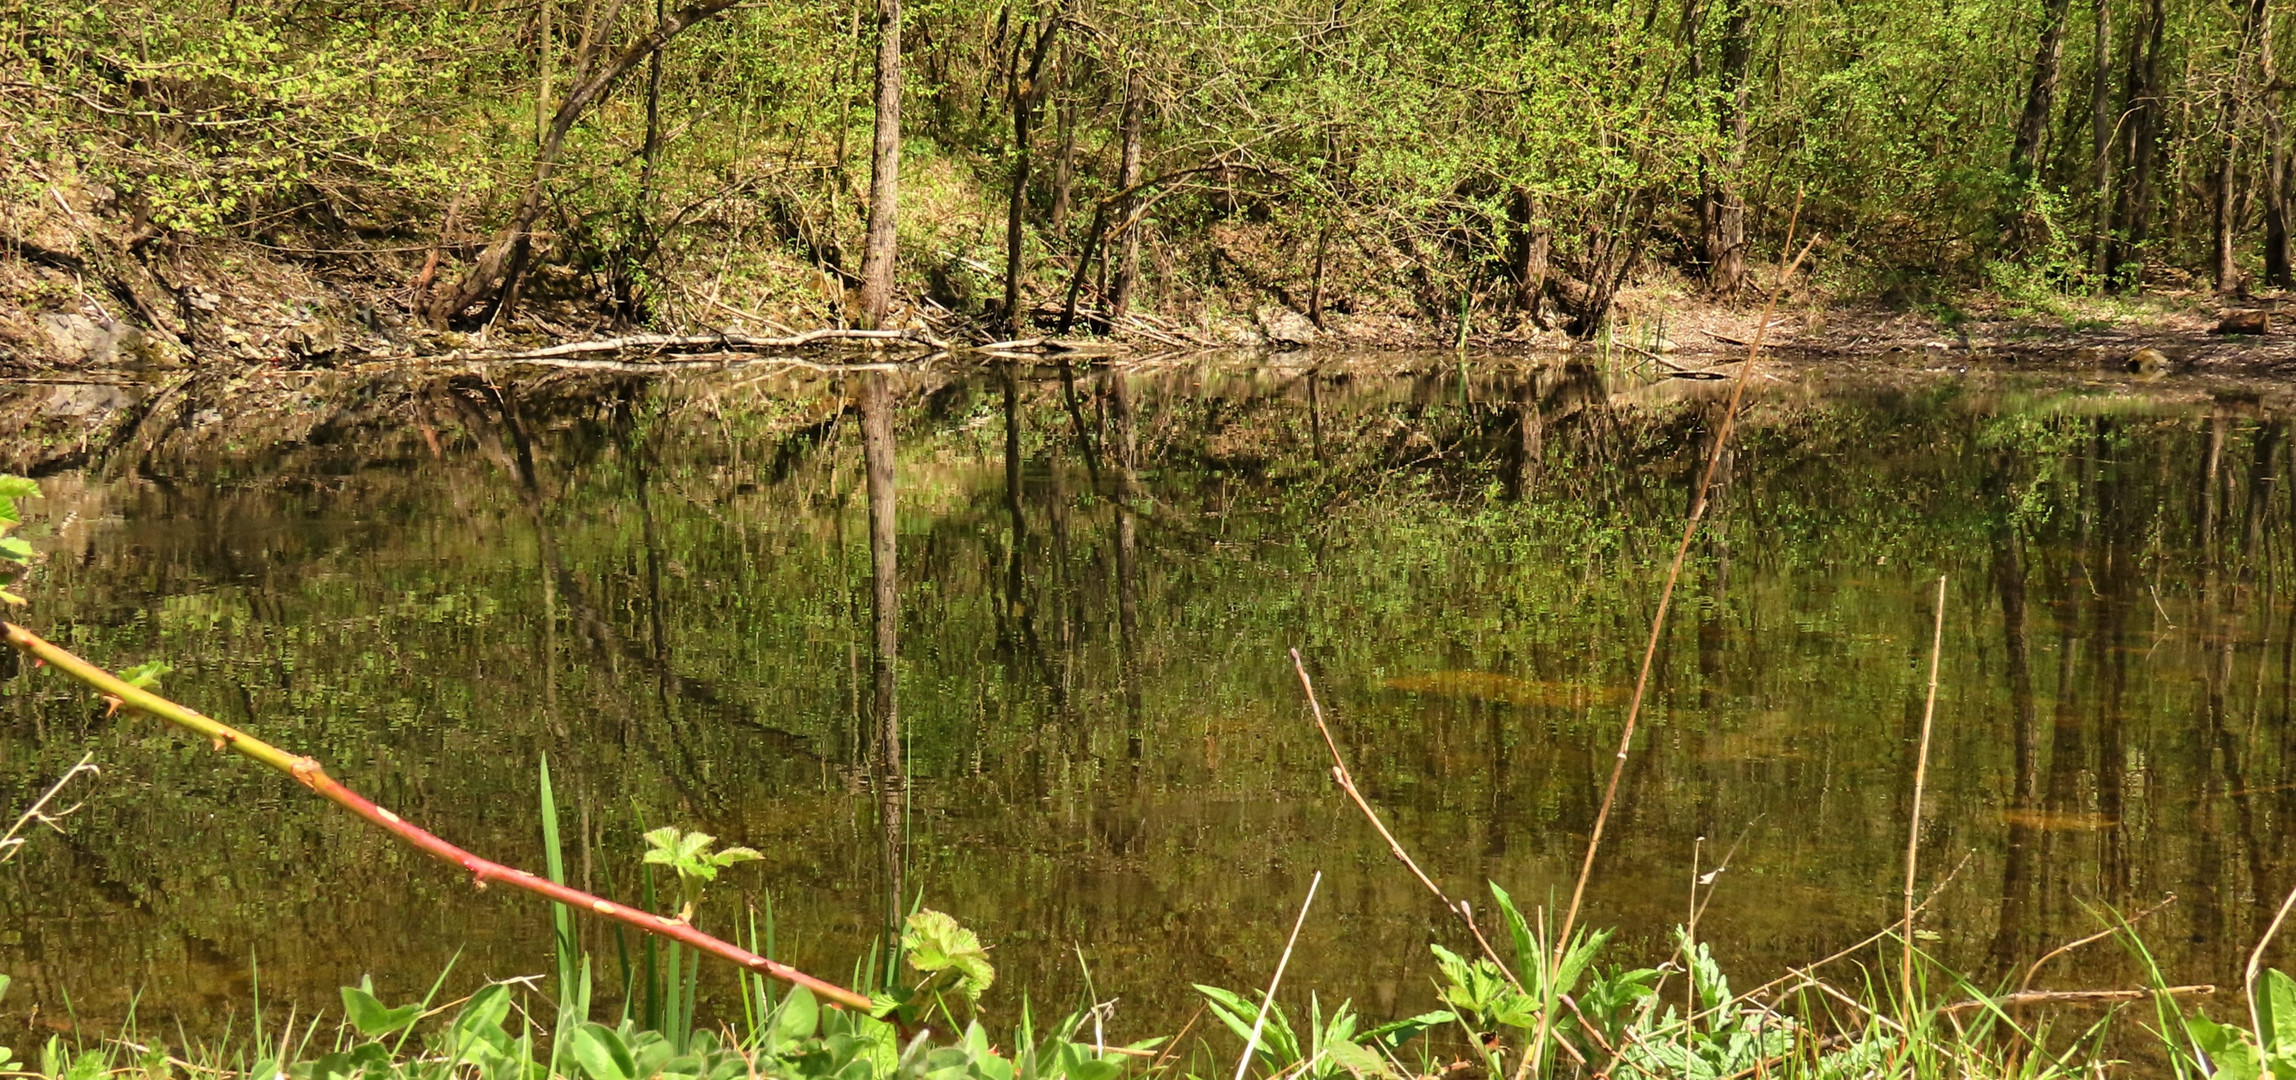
[3, 621, 872, 1013]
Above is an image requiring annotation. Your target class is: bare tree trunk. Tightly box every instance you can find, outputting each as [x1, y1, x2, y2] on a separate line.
[2108, 0, 2165, 289]
[2215, 0, 2271, 292]
[2088, 0, 2113, 278]
[2009, 0, 2076, 189]
[1508, 188, 1550, 326]
[1001, 12, 1066, 336]
[1049, 68, 1076, 238]
[1109, 68, 1146, 319]
[1309, 225, 1331, 328]
[535, 0, 556, 148]
[425, 0, 743, 327]
[2267, 115, 2292, 285]
[1708, 0, 1750, 294]
[857, 0, 904, 329]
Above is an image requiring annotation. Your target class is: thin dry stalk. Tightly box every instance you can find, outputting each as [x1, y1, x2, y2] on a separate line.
[1289, 650, 1512, 975]
[1233, 871, 1323, 1080]
[1939, 985, 2215, 1014]
[2019, 894, 2177, 994]
[1525, 210, 1823, 1080]
[1902, 573, 1948, 1014]
[0, 751, 98, 864]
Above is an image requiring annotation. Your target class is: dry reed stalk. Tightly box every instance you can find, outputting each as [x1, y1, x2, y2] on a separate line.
[1, 621, 872, 1012]
[1937, 985, 2216, 1014]
[1902, 574, 1947, 1014]
[1233, 870, 1322, 1080]
[1523, 210, 1823, 1080]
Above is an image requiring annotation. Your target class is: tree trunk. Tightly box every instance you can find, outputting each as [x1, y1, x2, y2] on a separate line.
[1109, 68, 1146, 319]
[1509, 188, 1549, 327]
[1707, 0, 1751, 294]
[1308, 225, 1331, 328]
[1001, 12, 1066, 336]
[2088, 0, 2113, 278]
[425, 0, 744, 327]
[1049, 68, 1076, 238]
[2107, 0, 2166, 289]
[2267, 113, 2292, 285]
[857, 0, 904, 329]
[2009, 0, 2076, 188]
[2214, 0, 2272, 291]
[535, 0, 555, 148]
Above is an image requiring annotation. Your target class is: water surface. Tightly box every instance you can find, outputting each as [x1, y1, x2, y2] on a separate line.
[2, 355, 2292, 1045]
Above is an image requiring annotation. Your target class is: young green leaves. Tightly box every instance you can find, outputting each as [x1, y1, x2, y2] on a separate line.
[640, 827, 760, 924]
[903, 909, 996, 1009]
[0, 475, 39, 606]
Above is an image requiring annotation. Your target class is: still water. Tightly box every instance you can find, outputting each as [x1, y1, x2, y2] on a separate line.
[1, 355, 2291, 1045]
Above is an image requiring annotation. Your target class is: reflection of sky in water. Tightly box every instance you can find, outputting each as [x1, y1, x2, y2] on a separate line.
[1, 361, 2290, 1045]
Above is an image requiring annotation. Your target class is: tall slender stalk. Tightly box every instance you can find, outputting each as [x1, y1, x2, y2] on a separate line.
[0, 621, 872, 1013]
[1524, 210, 1821, 1080]
[1232, 871, 1322, 1080]
[1902, 574, 1948, 1014]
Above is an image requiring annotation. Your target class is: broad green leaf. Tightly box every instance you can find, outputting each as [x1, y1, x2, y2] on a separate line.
[0, 477, 40, 501]
[1326, 1039, 1398, 1080]
[713, 846, 762, 867]
[567, 1023, 636, 1080]
[340, 985, 421, 1037]
[771, 987, 820, 1044]
[120, 660, 173, 691]
[2265, 969, 2296, 1055]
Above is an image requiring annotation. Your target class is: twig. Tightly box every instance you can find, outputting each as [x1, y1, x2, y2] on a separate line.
[0, 751, 99, 864]
[0, 622, 871, 1012]
[1903, 574, 1947, 1012]
[1728, 851, 1973, 1015]
[1289, 650, 1593, 1068]
[1233, 871, 1322, 1080]
[2020, 895, 2178, 994]
[439, 328, 948, 363]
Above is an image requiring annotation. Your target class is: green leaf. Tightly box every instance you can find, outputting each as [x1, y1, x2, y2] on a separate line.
[341, 986, 421, 1038]
[0, 476, 37, 501]
[712, 846, 762, 868]
[2265, 970, 2296, 1055]
[904, 909, 996, 1004]
[770, 987, 820, 1045]
[567, 1023, 636, 1080]
[1326, 1040, 1398, 1080]
[120, 660, 173, 691]
[0, 537, 30, 561]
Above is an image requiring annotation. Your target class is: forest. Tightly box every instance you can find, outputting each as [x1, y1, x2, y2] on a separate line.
[0, 0, 2287, 357]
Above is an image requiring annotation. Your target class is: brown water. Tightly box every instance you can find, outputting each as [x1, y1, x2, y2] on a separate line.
[1, 355, 2292, 1046]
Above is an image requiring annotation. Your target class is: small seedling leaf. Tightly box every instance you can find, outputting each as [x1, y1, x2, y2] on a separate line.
[120, 660, 173, 691]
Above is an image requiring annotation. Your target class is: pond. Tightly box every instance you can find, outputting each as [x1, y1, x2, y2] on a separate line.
[1, 353, 2291, 1046]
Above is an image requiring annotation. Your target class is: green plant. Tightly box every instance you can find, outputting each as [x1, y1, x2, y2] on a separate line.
[900, 910, 996, 1017]
[2182, 970, 2296, 1080]
[643, 827, 762, 924]
[1196, 984, 1446, 1080]
[0, 476, 36, 606]
[0, 973, 18, 1073]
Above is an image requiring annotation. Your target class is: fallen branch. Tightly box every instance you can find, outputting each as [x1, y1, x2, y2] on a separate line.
[1, 621, 873, 1013]
[437, 327, 948, 362]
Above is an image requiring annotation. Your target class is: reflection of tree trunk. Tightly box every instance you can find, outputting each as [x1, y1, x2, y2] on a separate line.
[1986, 484, 2039, 972]
[2091, 421, 2131, 901]
[857, 372, 904, 962]
[1507, 369, 1543, 501]
[1108, 372, 1143, 759]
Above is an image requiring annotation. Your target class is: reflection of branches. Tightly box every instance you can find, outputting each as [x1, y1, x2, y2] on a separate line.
[1, 752, 99, 864]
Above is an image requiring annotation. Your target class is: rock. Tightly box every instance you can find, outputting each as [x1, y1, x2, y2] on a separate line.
[37, 313, 105, 360]
[2216, 310, 2271, 335]
[280, 318, 341, 358]
[2126, 347, 2170, 375]
[1256, 305, 1317, 349]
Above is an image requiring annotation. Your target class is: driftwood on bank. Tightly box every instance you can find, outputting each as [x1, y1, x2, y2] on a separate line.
[441, 327, 946, 363]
